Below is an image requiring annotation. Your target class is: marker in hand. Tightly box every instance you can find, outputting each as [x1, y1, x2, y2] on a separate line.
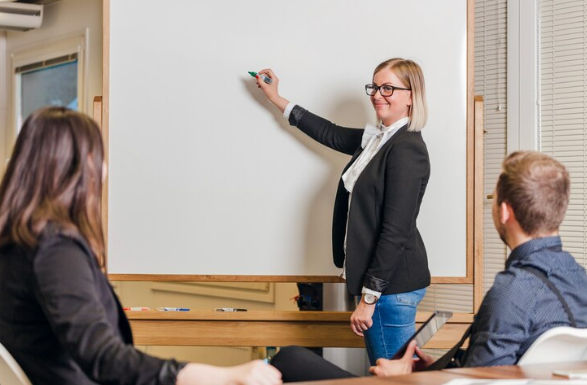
[248, 71, 273, 84]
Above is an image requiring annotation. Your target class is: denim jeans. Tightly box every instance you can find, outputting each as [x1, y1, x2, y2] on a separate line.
[362, 287, 426, 365]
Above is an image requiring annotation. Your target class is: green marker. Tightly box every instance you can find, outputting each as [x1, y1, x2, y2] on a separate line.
[248, 71, 273, 84]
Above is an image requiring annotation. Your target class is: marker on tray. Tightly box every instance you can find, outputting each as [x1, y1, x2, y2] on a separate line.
[123, 307, 150, 311]
[248, 71, 273, 84]
[215, 308, 248, 312]
[157, 307, 190, 312]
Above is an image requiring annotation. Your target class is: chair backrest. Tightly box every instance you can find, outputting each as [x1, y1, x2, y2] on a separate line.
[518, 327, 587, 366]
[0, 343, 32, 385]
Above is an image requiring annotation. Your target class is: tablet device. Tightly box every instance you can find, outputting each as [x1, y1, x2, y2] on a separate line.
[391, 310, 453, 359]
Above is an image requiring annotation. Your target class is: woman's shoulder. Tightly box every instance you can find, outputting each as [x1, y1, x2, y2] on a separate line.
[396, 127, 425, 141]
[388, 129, 428, 155]
[36, 225, 94, 266]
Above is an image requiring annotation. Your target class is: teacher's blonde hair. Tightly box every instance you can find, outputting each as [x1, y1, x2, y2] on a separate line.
[373, 58, 428, 132]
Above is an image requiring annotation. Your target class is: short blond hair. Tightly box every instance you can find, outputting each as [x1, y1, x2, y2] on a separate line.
[373, 58, 428, 132]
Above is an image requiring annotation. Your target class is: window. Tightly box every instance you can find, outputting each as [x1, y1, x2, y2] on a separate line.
[11, 34, 86, 132]
[17, 54, 78, 121]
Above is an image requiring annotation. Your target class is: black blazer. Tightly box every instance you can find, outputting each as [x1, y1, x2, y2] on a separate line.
[0, 226, 179, 385]
[290, 106, 431, 295]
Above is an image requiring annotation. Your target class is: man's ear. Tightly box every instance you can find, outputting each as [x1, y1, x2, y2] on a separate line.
[500, 201, 513, 225]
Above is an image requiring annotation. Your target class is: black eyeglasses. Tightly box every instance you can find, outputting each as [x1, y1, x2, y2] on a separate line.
[365, 84, 411, 97]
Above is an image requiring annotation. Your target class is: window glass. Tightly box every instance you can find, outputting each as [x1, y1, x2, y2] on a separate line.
[20, 60, 78, 121]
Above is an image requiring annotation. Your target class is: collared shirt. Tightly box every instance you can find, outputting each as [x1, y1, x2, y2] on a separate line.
[462, 236, 587, 367]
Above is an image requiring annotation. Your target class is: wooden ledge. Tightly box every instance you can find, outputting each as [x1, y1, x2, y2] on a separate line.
[127, 311, 474, 348]
[126, 310, 474, 323]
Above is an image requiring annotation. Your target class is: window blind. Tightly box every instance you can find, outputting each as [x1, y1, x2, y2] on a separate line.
[540, 0, 587, 268]
[476, 0, 509, 295]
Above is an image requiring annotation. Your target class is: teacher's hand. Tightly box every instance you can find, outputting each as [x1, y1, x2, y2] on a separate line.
[256, 69, 290, 113]
[350, 299, 375, 337]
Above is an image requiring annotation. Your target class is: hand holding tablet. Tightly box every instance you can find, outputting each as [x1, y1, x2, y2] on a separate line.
[391, 310, 453, 359]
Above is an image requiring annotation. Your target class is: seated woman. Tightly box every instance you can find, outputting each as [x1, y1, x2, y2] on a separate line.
[0, 107, 282, 385]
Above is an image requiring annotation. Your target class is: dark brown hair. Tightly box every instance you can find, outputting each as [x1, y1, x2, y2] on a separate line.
[496, 151, 570, 236]
[0, 107, 105, 265]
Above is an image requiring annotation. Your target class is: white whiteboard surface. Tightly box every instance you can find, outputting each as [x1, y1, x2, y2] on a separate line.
[107, 0, 467, 277]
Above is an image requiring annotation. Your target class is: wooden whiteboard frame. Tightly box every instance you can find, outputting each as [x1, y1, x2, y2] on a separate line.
[100, 0, 480, 287]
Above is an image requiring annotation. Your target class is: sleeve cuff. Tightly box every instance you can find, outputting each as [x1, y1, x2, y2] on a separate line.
[362, 273, 389, 293]
[288, 105, 308, 127]
[158, 359, 188, 385]
[361, 286, 382, 298]
[283, 102, 296, 119]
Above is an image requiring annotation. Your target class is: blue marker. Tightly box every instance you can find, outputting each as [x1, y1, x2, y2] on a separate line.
[157, 307, 190, 312]
[248, 71, 273, 84]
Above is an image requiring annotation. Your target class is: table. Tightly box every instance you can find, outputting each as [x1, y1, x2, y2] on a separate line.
[292, 361, 587, 385]
[127, 311, 473, 348]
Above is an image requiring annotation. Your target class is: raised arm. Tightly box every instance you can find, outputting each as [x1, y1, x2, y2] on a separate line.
[255, 68, 363, 155]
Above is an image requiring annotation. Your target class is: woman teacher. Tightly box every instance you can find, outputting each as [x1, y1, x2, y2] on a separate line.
[255, 58, 431, 364]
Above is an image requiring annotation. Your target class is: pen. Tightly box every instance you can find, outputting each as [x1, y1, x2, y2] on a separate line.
[215, 308, 248, 312]
[123, 307, 150, 311]
[156, 307, 190, 312]
[248, 71, 273, 84]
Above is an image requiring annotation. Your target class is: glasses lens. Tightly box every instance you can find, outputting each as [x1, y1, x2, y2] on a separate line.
[380, 85, 394, 97]
[365, 85, 376, 96]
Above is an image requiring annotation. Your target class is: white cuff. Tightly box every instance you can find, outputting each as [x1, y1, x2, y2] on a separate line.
[361, 286, 381, 298]
[283, 102, 296, 119]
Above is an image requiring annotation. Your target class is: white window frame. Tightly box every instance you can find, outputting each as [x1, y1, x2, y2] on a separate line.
[507, 0, 539, 152]
[11, 33, 87, 133]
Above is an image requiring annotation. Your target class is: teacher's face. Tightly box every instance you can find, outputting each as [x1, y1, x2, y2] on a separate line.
[371, 68, 412, 126]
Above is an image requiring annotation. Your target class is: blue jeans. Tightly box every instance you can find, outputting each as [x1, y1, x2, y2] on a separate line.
[362, 288, 426, 365]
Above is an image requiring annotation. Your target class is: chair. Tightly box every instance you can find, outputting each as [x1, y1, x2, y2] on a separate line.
[518, 327, 587, 366]
[0, 343, 32, 385]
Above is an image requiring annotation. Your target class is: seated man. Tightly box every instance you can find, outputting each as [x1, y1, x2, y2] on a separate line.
[272, 151, 587, 381]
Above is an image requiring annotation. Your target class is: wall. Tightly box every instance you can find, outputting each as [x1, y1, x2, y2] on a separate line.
[2, 0, 102, 161]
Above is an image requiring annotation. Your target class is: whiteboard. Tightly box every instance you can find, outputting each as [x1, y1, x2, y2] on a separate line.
[107, 0, 468, 277]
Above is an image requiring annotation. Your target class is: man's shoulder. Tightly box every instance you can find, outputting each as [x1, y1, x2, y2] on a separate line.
[514, 247, 586, 279]
[484, 267, 543, 304]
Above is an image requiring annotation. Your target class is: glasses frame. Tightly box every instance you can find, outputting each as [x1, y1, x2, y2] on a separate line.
[365, 83, 411, 97]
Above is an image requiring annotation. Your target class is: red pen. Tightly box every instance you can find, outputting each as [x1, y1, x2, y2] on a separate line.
[123, 307, 150, 311]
